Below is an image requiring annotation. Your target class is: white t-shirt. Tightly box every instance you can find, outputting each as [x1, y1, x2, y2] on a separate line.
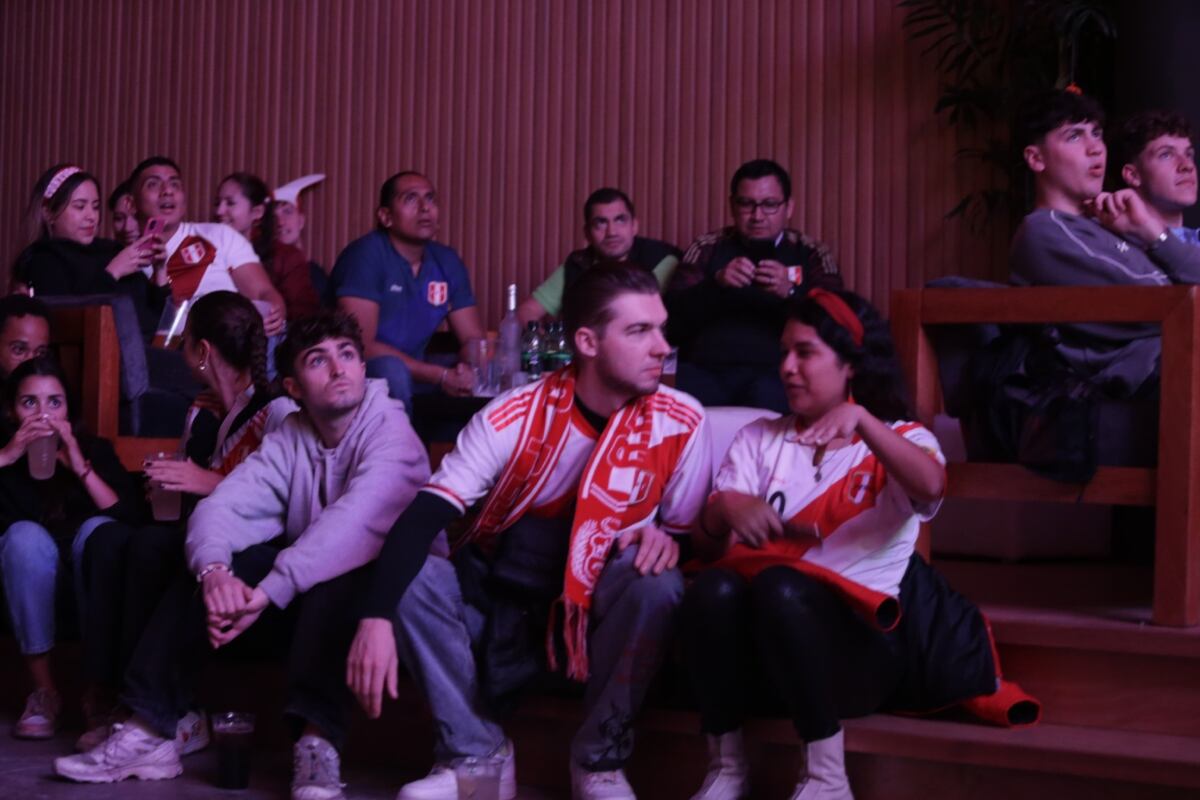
[159, 221, 258, 300]
[426, 381, 713, 535]
[714, 415, 945, 596]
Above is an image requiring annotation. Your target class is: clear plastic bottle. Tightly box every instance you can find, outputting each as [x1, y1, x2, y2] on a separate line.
[546, 321, 572, 369]
[521, 321, 543, 378]
[497, 284, 522, 389]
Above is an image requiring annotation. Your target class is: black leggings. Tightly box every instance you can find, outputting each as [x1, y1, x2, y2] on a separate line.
[681, 566, 904, 742]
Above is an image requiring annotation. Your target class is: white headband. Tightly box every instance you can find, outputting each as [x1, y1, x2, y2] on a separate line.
[43, 166, 83, 201]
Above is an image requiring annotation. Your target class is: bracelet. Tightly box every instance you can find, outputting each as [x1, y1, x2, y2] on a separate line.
[76, 460, 93, 481]
[438, 367, 449, 387]
[1147, 229, 1171, 252]
[196, 563, 231, 583]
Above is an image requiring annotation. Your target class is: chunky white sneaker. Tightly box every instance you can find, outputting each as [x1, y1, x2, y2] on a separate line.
[292, 734, 347, 800]
[55, 721, 183, 783]
[570, 762, 636, 800]
[788, 729, 854, 800]
[397, 740, 517, 800]
[690, 730, 750, 800]
[175, 710, 210, 756]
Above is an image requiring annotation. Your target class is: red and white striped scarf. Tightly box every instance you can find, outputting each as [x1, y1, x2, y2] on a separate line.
[463, 367, 662, 681]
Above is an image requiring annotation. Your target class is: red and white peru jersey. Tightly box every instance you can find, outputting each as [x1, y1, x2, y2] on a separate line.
[714, 415, 946, 596]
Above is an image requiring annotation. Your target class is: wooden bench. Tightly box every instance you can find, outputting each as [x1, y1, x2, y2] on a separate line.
[49, 303, 175, 470]
[890, 285, 1200, 627]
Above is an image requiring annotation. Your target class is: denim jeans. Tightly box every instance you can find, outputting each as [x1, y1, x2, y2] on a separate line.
[0, 516, 112, 655]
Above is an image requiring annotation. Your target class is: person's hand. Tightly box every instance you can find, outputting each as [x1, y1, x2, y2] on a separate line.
[753, 259, 793, 298]
[0, 415, 56, 468]
[347, 618, 399, 719]
[46, 417, 87, 475]
[260, 303, 286, 336]
[796, 402, 866, 447]
[441, 362, 475, 397]
[107, 234, 165, 280]
[617, 523, 680, 575]
[208, 586, 269, 648]
[143, 457, 222, 496]
[202, 568, 252, 623]
[715, 257, 756, 289]
[718, 492, 783, 548]
[1086, 189, 1165, 245]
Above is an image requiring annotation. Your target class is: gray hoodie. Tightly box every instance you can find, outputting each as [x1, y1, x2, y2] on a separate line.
[185, 378, 430, 607]
[1010, 208, 1200, 391]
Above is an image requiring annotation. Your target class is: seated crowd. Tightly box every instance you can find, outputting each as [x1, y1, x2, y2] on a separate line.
[0, 88, 1188, 800]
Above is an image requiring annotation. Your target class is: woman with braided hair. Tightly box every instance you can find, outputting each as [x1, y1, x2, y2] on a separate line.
[683, 290, 1037, 800]
[73, 291, 297, 753]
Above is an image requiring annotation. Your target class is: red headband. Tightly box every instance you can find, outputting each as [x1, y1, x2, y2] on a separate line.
[807, 288, 864, 347]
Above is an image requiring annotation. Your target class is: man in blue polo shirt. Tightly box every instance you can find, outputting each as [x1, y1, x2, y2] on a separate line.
[330, 171, 485, 410]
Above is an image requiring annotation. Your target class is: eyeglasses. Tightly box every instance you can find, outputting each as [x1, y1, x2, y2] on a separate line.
[732, 197, 786, 215]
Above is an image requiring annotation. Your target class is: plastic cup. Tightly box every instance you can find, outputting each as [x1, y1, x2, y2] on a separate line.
[467, 337, 495, 397]
[212, 711, 255, 790]
[454, 756, 503, 800]
[153, 298, 190, 349]
[27, 433, 59, 480]
[146, 451, 184, 522]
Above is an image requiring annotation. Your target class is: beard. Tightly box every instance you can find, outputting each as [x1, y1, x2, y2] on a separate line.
[594, 349, 660, 400]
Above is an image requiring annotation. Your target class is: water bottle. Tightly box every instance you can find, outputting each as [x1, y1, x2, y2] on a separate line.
[522, 322, 543, 378]
[546, 321, 572, 369]
[497, 284, 521, 389]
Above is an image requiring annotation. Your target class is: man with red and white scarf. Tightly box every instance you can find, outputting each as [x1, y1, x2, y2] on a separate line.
[348, 263, 712, 800]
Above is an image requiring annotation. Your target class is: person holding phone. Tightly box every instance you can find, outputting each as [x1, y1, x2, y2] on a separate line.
[665, 159, 843, 413]
[11, 165, 168, 340]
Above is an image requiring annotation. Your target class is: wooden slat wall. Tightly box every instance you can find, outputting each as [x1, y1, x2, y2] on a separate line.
[0, 0, 1007, 327]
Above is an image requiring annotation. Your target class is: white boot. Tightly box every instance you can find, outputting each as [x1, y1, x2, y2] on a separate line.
[788, 729, 853, 800]
[689, 729, 750, 800]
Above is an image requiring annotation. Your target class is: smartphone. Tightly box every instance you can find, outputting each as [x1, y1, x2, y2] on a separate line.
[743, 239, 778, 264]
[144, 216, 164, 238]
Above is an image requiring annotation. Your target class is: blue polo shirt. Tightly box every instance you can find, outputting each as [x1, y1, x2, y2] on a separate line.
[329, 230, 476, 359]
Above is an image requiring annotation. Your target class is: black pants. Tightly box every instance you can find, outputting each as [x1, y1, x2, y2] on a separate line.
[119, 543, 366, 750]
[681, 566, 904, 742]
[81, 522, 188, 691]
[675, 362, 789, 413]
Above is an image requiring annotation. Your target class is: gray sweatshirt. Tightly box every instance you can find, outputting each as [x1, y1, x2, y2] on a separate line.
[185, 378, 430, 607]
[1009, 209, 1200, 390]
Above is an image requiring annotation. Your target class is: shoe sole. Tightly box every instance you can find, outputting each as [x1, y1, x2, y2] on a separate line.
[13, 726, 55, 740]
[54, 757, 183, 783]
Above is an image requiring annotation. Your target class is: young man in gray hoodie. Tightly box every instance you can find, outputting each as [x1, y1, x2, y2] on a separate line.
[55, 311, 431, 800]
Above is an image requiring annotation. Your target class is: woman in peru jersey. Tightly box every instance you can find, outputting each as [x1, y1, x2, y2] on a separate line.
[682, 289, 1036, 800]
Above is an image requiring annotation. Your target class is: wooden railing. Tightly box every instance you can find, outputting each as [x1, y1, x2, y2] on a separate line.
[890, 286, 1200, 627]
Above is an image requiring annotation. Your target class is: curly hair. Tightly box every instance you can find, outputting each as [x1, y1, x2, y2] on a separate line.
[184, 291, 270, 395]
[274, 311, 365, 381]
[1111, 109, 1195, 171]
[786, 290, 912, 422]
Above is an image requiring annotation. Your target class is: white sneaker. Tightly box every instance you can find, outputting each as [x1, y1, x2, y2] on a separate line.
[175, 710, 210, 756]
[292, 734, 347, 800]
[397, 740, 517, 800]
[55, 721, 183, 783]
[690, 730, 750, 800]
[570, 761, 636, 800]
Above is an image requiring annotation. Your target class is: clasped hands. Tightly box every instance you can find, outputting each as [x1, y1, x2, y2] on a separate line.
[201, 567, 269, 649]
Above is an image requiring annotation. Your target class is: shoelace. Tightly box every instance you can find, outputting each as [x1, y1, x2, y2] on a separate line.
[295, 743, 345, 788]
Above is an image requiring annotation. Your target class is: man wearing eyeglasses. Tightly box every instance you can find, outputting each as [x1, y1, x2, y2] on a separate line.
[665, 158, 842, 412]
